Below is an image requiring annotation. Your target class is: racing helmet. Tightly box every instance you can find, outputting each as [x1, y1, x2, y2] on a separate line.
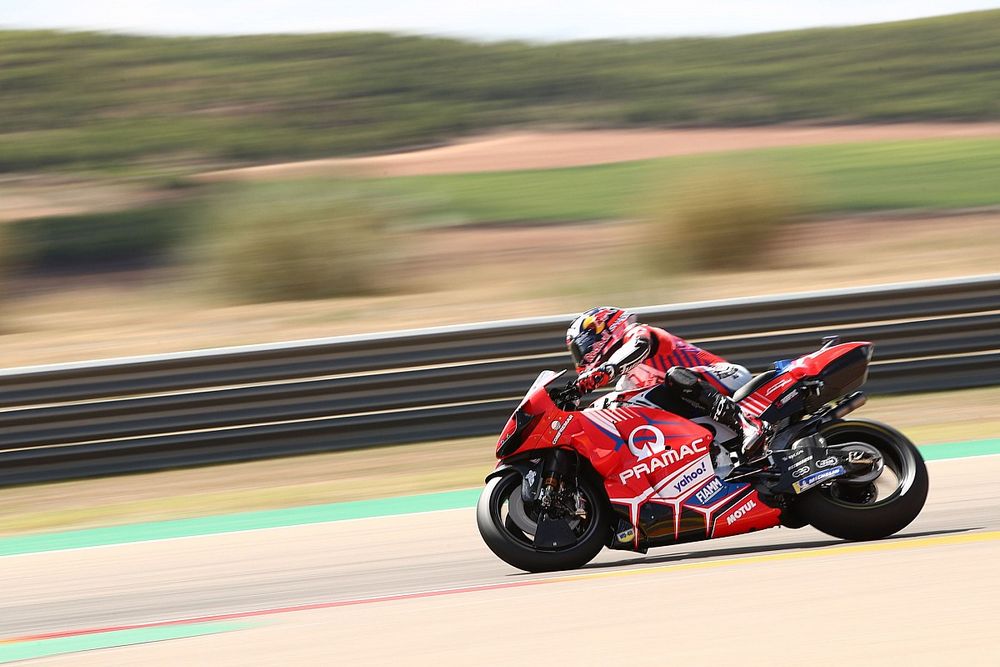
[566, 306, 634, 373]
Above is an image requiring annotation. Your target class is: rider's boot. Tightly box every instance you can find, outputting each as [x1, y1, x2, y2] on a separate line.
[735, 412, 772, 461]
[665, 367, 772, 466]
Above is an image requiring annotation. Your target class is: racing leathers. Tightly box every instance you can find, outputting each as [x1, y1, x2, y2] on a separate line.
[575, 323, 770, 461]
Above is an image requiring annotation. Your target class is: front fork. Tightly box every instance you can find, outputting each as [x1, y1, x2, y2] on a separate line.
[538, 448, 575, 513]
[516, 449, 588, 549]
[494, 449, 583, 513]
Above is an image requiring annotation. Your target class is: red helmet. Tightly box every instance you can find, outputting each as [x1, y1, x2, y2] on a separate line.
[566, 306, 634, 373]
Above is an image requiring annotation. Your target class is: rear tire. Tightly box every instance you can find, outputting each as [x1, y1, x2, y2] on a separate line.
[796, 419, 928, 541]
[477, 469, 609, 573]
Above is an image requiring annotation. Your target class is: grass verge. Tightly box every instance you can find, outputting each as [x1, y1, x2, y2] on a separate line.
[385, 138, 1000, 224]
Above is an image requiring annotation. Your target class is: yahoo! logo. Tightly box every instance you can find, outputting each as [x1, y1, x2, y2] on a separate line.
[672, 461, 710, 495]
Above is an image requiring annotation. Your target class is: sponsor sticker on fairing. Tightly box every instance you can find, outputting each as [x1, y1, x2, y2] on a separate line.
[725, 498, 757, 525]
[817, 456, 838, 468]
[618, 440, 709, 484]
[792, 466, 847, 494]
[627, 425, 666, 460]
[764, 377, 795, 396]
[616, 528, 636, 543]
[694, 478, 724, 504]
[777, 390, 799, 407]
[684, 477, 748, 508]
[550, 415, 573, 444]
[669, 459, 711, 496]
[792, 465, 810, 478]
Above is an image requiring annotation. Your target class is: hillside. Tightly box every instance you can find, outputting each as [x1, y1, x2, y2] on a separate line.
[1, 10, 999, 171]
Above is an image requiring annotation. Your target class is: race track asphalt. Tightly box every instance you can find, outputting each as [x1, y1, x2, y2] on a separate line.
[3, 455, 999, 665]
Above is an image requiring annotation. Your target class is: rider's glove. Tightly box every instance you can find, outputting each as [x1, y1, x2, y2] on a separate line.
[576, 364, 615, 393]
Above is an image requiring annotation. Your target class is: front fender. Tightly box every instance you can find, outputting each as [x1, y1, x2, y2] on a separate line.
[485, 457, 544, 502]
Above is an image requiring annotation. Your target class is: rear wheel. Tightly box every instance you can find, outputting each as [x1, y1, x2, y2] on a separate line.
[477, 468, 609, 572]
[795, 419, 928, 541]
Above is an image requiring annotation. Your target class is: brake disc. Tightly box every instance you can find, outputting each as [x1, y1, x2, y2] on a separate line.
[507, 487, 539, 534]
[837, 441, 885, 484]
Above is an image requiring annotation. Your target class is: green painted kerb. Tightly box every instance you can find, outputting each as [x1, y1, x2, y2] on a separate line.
[0, 621, 251, 664]
[0, 438, 996, 558]
[918, 438, 1000, 461]
[0, 487, 481, 557]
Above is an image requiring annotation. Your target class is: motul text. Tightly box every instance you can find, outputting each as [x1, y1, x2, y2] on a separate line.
[726, 499, 757, 525]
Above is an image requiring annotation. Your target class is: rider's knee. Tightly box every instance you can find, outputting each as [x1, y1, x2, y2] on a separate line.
[665, 366, 700, 388]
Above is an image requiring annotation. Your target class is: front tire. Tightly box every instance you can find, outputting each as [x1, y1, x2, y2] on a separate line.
[796, 419, 929, 541]
[477, 469, 609, 573]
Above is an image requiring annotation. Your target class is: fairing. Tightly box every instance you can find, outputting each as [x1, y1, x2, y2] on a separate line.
[492, 341, 872, 552]
[737, 342, 873, 420]
[494, 372, 782, 551]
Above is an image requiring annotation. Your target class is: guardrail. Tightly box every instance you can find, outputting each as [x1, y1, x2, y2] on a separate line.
[0, 274, 997, 486]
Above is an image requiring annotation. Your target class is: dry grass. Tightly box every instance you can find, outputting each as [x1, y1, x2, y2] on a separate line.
[0, 176, 158, 224]
[643, 165, 805, 272]
[192, 182, 408, 303]
[0, 212, 997, 368]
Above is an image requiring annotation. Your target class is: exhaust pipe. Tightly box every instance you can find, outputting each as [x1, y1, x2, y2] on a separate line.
[831, 391, 867, 419]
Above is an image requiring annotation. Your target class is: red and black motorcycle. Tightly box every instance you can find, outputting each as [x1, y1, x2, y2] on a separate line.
[477, 338, 929, 572]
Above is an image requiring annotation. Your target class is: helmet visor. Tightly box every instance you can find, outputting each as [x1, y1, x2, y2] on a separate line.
[569, 330, 597, 368]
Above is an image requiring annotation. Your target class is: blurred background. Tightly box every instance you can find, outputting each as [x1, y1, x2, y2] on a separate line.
[0, 1, 998, 530]
[1, 2, 999, 368]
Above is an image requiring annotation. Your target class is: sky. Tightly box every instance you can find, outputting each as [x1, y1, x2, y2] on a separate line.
[2, 0, 998, 40]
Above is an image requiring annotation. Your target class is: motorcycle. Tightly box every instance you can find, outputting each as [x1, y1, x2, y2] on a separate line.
[477, 338, 929, 572]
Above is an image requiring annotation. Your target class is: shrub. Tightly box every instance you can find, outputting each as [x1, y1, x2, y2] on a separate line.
[0, 222, 11, 321]
[643, 165, 807, 273]
[193, 181, 408, 303]
[2, 203, 196, 273]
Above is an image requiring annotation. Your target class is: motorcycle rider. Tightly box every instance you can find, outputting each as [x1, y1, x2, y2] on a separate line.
[565, 306, 770, 462]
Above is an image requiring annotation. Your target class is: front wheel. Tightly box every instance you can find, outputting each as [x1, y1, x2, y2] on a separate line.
[477, 468, 609, 573]
[795, 419, 929, 541]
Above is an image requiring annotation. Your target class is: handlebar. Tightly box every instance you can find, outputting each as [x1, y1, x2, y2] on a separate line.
[551, 382, 582, 410]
